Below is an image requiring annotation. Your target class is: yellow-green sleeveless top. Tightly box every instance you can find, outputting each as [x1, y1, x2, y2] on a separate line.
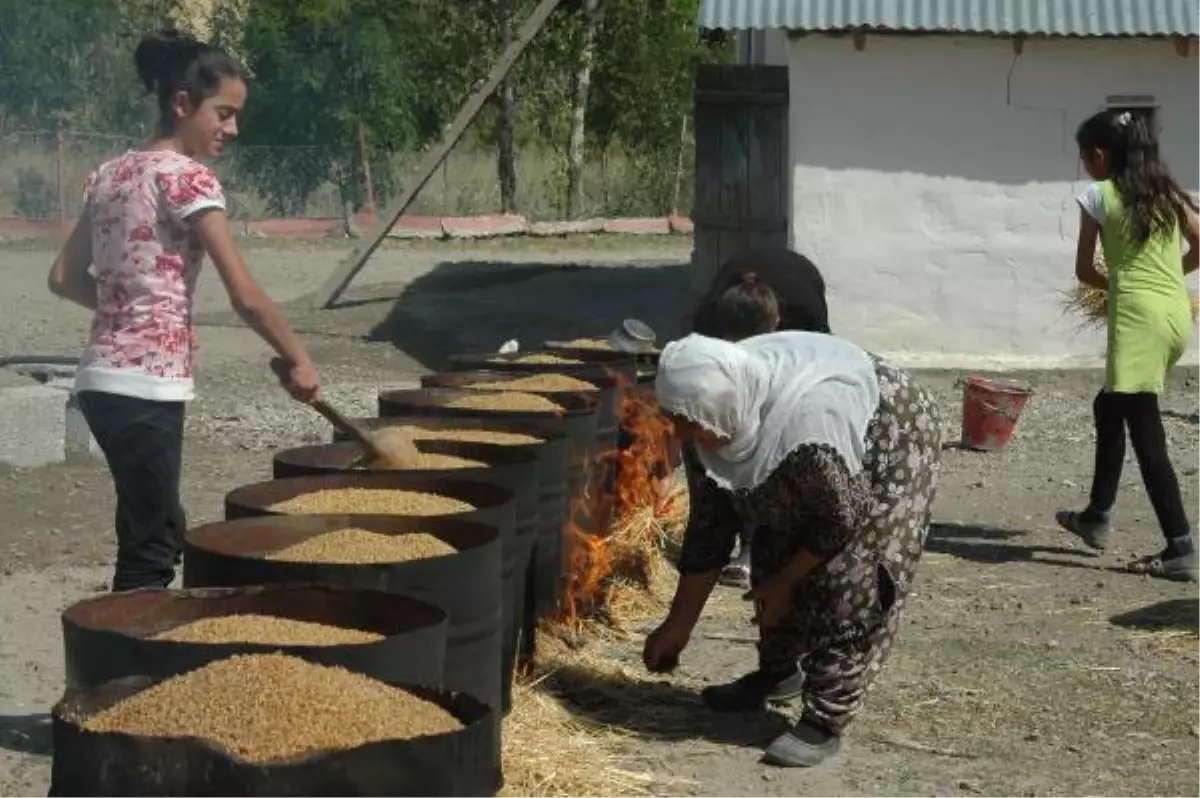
[1095, 180, 1192, 395]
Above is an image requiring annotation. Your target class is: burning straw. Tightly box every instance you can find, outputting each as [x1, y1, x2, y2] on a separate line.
[496, 383, 697, 796]
[557, 386, 687, 631]
[1060, 253, 1200, 330]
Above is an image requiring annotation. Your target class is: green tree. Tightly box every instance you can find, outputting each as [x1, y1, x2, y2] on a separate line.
[0, 0, 181, 131]
[211, 0, 455, 218]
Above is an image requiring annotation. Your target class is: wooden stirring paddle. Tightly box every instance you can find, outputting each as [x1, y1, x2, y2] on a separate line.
[269, 358, 420, 469]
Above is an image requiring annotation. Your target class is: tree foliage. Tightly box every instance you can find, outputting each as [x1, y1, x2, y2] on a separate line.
[2, 0, 733, 215]
[0, 0, 180, 131]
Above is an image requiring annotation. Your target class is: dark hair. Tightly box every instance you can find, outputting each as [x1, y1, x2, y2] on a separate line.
[692, 247, 831, 336]
[713, 271, 781, 341]
[134, 28, 244, 134]
[1076, 109, 1197, 246]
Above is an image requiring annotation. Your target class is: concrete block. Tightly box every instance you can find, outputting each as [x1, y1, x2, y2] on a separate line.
[602, 217, 672, 235]
[527, 219, 606, 237]
[386, 214, 444, 240]
[0, 385, 102, 469]
[442, 214, 529, 239]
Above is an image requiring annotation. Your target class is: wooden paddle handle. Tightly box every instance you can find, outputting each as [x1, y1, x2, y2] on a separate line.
[270, 357, 374, 449]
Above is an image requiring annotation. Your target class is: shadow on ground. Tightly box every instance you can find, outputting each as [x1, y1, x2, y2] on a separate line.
[364, 259, 690, 370]
[926, 521, 1119, 573]
[1109, 598, 1199, 633]
[0, 713, 51, 756]
[545, 664, 788, 748]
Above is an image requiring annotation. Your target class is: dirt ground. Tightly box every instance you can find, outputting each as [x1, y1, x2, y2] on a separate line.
[0, 238, 1197, 797]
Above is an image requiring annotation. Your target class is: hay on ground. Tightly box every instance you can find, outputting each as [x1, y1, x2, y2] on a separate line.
[499, 478, 695, 796]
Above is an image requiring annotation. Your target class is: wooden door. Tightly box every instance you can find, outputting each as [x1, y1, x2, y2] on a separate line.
[690, 64, 789, 308]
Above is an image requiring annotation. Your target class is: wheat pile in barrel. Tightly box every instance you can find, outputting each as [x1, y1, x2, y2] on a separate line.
[1061, 253, 1200, 330]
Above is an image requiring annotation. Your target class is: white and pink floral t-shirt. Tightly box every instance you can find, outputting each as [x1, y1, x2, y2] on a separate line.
[73, 150, 225, 402]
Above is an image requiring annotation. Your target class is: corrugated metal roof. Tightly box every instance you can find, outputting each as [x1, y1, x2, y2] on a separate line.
[698, 0, 1200, 37]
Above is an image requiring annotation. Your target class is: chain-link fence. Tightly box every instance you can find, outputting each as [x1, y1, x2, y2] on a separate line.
[0, 127, 695, 227]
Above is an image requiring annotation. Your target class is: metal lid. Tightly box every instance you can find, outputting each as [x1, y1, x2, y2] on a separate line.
[622, 318, 656, 343]
[608, 318, 657, 353]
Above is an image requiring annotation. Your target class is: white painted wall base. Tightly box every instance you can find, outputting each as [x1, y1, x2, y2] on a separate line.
[787, 34, 1199, 365]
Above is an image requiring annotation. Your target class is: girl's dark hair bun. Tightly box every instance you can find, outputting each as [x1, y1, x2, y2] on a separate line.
[134, 28, 201, 93]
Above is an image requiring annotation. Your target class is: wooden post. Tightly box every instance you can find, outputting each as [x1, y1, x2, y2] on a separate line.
[358, 124, 377, 217]
[312, 0, 563, 309]
[56, 129, 66, 230]
[670, 113, 689, 216]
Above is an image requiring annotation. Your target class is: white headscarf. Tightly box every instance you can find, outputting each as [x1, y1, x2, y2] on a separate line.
[655, 332, 880, 491]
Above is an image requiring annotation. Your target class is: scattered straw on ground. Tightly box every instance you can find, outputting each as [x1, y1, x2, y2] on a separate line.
[1135, 629, 1200, 658]
[1061, 254, 1200, 330]
[444, 392, 565, 413]
[269, 489, 474, 516]
[501, 675, 666, 797]
[466, 374, 599, 393]
[499, 481, 692, 796]
[502, 624, 697, 797]
[265, 528, 457, 564]
[152, 614, 384, 646]
[80, 654, 462, 763]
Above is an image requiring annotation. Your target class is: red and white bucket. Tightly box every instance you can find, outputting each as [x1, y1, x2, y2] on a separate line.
[959, 376, 1034, 452]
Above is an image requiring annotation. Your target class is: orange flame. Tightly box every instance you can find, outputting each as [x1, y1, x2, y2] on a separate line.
[556, 382, 675, 627]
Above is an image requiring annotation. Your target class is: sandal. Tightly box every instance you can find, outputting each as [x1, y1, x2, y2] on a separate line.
[718, 562, 751, 589]
[1056, 510, 1111, 551]
[1126, 551, 1198, 583]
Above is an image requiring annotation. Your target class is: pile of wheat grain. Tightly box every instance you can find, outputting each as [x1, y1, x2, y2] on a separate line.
[153, 614, 383, 646]
[464, 374, 599, 393]
[79, 654, 462, 763]
[501, 354, 583, 365]
[362, 451, 487, 471]
[444, 392, 564, 413]
[265, 528, 457, 564]
[557, 338, 612, 350]
[381, 425, 544, 447]
[269, 489, 475, 516]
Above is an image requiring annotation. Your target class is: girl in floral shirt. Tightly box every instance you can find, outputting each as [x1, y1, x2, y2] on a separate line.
[47, 29, 321, 591]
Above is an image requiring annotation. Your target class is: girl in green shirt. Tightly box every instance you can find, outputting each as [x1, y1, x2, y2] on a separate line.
[1058, 109, 1198, 582]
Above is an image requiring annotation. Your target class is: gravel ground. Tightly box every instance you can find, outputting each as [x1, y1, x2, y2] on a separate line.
[0, 238, 1197, 797]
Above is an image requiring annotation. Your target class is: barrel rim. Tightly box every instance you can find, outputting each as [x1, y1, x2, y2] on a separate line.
[186, 514, 502, 563]
[421, 368, 620, 393]
[451, 347, 636, 367]
[340, 414, 569, 446]
[273, 438, 541, 472]
[61, 583, 449, 642]
[225, 473, 516, 517]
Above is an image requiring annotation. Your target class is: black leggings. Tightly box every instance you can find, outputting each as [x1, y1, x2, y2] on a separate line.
[76, 390, 186, 591]
[1089, 391, 1190, 540]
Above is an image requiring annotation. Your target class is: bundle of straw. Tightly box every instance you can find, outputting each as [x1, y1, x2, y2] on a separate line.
[1060, 253, 1200, 330]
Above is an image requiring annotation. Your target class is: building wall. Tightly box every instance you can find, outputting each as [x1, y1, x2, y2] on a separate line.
[786, 34, 1199, 368]
[736, 29, 789, 65]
